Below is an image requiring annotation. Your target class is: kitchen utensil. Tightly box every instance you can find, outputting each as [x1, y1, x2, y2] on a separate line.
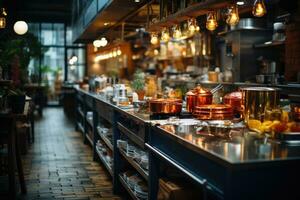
[241, 87, 280, 124]
[149, 98, 182, 114]
[186, 85, 213, 113]
[223, 91, 242, 116]
[193, 104, 233, 120]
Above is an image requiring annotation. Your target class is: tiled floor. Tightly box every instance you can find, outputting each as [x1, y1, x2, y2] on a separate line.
[17, 108, 120, 200]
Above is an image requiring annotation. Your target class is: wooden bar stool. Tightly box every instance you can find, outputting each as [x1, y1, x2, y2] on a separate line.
[0, 114, 27, 199]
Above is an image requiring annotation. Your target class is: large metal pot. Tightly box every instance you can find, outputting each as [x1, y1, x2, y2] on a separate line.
[241, 87, 280, 123]
[223, 91, 242, 115]
[186, 85, 212, 113]
[149, 98, 182, 114]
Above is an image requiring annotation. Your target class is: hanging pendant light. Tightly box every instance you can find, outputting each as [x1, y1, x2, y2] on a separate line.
[172, 25, 182, 39]
[161, 27, 170, 42]
[226, 5, 240, 26]
[206, 12, 218, 31]
[93, 39, 102, 48]
[150, 32, 159, 45]
[0, 8, 7, 29]
[14, 21, 28, 35]
[252, 0, 267, 17]
[187, 18, 200, 36]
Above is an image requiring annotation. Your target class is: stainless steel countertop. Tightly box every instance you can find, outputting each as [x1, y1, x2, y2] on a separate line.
[155, 123, 300, 165]
[76, 87, 300, 165]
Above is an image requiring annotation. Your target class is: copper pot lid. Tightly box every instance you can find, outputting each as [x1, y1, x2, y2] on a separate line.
[194, 104, 232, 111]
[224, 91, 242, 100]
[186, 85, 212, 97]
[149, 98, 182, 103]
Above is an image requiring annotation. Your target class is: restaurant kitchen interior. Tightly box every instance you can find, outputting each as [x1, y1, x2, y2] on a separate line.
[1, 0, 300, 200]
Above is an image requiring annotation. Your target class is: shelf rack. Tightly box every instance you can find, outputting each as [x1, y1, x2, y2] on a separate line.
[96, 147, 113, 177]
[119, 147, 149, 181]
[97, 128, 114, 151]
[119, 175, 139, 200]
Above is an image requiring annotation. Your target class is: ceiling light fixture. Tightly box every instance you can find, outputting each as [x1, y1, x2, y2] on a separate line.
[172, 25, 182, 39]
[206, 12, 218, 31]
[252, 0, 267, 17]
[187, 18, 200, 36]
[150, 32, 159, 45]
[104, 22, 110, 26]
[236, 1, 245, 6]
[0, 8, 7, 29]
[14, 21, 28, 35]
[226, 5, 240, 26]
[93, 37, 108, 48]
[93, 39, 102, 48]
[161, 27, 170, 42]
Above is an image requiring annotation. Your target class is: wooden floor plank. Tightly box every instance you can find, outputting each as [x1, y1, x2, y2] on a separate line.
[1, 108, 120, 200]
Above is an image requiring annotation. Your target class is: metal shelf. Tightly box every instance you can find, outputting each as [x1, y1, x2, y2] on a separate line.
[77, 108, 84, 118]
[119, 147, 148, 181]
[253, 40, 285, 48]
[119, 175, 139, 200]
[97, 129, 113, 151]
[86, 116, 94, 128]
[86, 134, 94, 147]
[117, 122, 144, 148]
[77, 122, 85, 133]
[96, 147, 113, 177]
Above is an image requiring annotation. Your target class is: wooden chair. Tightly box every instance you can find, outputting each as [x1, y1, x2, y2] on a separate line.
[0, 114, 27, 199]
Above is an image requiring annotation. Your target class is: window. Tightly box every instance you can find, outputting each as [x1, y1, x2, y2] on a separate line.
[28, 23, 86, 104]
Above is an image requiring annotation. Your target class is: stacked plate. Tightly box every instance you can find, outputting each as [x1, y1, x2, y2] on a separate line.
[193, 104, 233, 120]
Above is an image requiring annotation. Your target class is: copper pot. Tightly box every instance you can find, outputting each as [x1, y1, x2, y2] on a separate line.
[193, 104, 233, 120]
[223, 91, 242, 115]
[149, 98, 182, 114]
[186, 85, 212, 113]
[241, 87, 280, 123]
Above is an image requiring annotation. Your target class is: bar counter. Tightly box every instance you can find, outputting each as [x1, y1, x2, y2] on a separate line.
[74, 87, 300, 200]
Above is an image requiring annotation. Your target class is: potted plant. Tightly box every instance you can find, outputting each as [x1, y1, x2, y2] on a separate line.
[132, 70, 145, 101]
[0, 32, 43, 84]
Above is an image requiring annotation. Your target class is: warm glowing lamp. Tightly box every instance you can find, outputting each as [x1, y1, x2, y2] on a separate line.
[161, 27, 170, 42]
[252, 0, 267, 17]
[150, 32, 159, 45]
[226, 5, 240, 26]
[14, 21, 28, 35]
[172, 25, 182, 39]
[206, 12, 218, 31]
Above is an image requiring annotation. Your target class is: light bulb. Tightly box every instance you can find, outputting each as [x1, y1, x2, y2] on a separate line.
[100, 37, 108, 47]
[226, 5, 239, 26]
[150, 33, 159, 45]
[14, 21, 28, 35]
[161, 28, 170, 42]
[93, 39, 102, 48]
[206, 12, 218, 31]
[0, 17, 5, 29]
[117, 49, 122, 56]
[187, 18, 199, 35]
[252, 0, 267, 17]
[172, 25, 182, 39]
